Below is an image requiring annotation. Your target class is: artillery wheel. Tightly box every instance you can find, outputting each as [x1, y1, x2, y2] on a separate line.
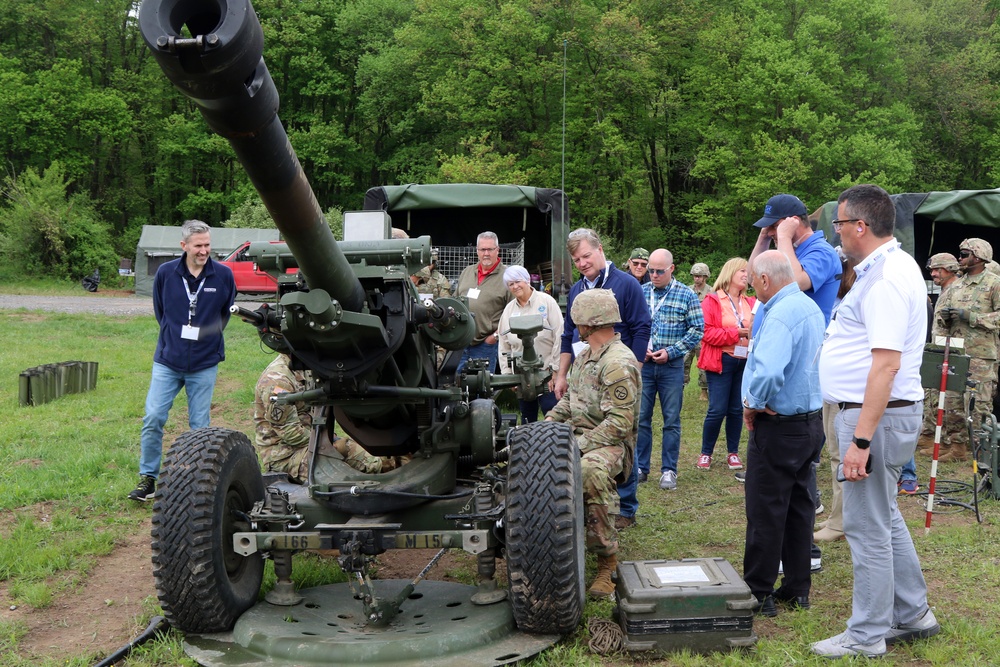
[152, 427, 265, 633]
[504, 421, 585, 634]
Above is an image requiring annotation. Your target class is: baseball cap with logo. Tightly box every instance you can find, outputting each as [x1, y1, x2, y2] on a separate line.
[754, 194, 808, 228]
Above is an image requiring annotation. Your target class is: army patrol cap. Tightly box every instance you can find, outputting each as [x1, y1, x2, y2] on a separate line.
[630, 247, 650, 261]
[960, 238, 993, 262]
[572, 289, 621, 328]
[926, 253, 959, 273]
[690, 262, 711, 277]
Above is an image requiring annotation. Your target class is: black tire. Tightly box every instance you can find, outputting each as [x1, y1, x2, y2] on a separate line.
[504, 421, 585, 634]
[151, 427, 265, 633]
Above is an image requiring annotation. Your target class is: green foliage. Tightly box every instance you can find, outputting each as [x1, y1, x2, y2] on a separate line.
[0, 163, 117, 280]
[1, 0, 1000, 280]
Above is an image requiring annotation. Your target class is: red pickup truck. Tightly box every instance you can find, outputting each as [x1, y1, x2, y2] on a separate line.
[220, 241, 284, 294]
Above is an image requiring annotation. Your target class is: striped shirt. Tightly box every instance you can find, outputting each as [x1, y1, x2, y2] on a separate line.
[642, 279, 704, 360]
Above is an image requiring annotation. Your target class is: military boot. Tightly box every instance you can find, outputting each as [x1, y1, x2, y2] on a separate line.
[945, 441, 969, 462]
[588, 554, 618, 599]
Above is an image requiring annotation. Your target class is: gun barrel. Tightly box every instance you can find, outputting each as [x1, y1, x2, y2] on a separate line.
[138, 0, 364, 312]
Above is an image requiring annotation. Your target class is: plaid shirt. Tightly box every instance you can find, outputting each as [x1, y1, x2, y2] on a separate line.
[642, 279, 704, 360]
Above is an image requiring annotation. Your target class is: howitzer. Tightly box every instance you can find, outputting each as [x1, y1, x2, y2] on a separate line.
[138, 1, 584, 663]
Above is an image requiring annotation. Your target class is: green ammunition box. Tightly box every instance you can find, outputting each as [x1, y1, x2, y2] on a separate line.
[616, 558, 757, 654]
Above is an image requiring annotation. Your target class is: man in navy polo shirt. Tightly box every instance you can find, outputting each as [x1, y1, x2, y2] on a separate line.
[127, 220, 236, 502]
[555, 228, 650, 529]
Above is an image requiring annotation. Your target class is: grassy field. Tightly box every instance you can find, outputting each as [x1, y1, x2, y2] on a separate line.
[2, 291, 1000, 665]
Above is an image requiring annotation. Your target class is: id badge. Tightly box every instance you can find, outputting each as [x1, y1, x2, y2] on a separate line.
[467, 288, 481, 299]
[733, 345, 749, 359]
[181, 325, 200, 341]
[572, 340, 588, 357]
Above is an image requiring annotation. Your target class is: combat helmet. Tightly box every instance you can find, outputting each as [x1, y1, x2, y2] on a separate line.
[926, 253, 959, 273]
[960, 238, 993, 262]
[690, 262, 711, 277]
[572, 289, 621, 328]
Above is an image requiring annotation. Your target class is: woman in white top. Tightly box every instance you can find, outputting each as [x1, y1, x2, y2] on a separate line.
[497, 265, 564, 423]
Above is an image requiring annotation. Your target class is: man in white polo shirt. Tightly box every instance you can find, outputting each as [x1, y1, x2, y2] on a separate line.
[812, 184, 940, 658]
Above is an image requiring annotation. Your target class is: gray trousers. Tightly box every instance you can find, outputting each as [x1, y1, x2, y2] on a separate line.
[837, 402, 929, 644]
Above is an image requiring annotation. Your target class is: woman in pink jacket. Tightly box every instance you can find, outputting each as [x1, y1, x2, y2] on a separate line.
[696, 257, 755, 470]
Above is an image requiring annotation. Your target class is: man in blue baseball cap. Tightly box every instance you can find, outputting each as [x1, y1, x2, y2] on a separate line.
[748, 192, 842, 573]
[749, 194, 840, 322]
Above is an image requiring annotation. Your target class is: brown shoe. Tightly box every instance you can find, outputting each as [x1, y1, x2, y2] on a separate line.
[700, 389, 709, 401]
[814, 526, 845, 542]
[588, 554, 618, 598]
[614, 515, 636, 531]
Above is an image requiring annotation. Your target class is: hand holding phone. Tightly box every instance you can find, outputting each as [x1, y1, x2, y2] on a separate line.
[836, 455, 873, 482]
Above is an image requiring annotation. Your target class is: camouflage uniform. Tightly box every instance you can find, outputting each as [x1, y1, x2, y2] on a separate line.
[684, 263, 712, 389]
[547, 291, 641, 557]
[254, 355, 385, 481]
[414, 266, 451, 299]
[932, 240, 1000, 456]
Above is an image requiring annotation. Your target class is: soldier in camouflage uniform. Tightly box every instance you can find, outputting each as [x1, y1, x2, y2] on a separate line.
[254, 354, 388, 482]
[684, 262, 712, 399]
[932, 239, 1000, 461]
[919, 253, 963, 455]
[412, 248, 451, 299]
[546, 289, 641, 598]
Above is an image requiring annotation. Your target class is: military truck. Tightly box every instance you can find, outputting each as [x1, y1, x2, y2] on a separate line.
[138, 1, 584, 664]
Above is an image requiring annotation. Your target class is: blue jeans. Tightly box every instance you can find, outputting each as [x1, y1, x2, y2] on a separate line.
[139, 362, 218, 479]
[458, 341, 498, 374]
[701, 354, 746, 456]
[519, 390, 559, 424]
[837, 403, 929, 644]
[635, 357, 685, 475]
[899, 456, 917, 484]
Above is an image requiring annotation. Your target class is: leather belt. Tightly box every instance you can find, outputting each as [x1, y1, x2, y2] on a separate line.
[756, 408, 822, 423]
[837, 400, 916, 410]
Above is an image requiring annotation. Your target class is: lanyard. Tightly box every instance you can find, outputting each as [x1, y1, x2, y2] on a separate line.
[182, 276, 205, 324]
[648, 281, 673, 318]
[725, 293, 745, 328]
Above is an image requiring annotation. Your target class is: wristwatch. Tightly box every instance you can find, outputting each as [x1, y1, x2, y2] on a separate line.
[852, 436, 871, 450]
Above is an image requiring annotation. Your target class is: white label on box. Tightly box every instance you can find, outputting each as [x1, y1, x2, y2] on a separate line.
[652, 565, 710, 585]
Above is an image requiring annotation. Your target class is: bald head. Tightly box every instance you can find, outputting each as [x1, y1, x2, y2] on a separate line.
[649, 248, 672, 266]
[648, 248, 675, 288]
[752, 250, 795, 302]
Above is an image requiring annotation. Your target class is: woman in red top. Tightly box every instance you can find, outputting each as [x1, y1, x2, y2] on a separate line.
[696, 257, 755, 470]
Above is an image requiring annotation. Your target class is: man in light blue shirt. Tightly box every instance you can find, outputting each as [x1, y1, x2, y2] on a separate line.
[740, 250, 826, 617]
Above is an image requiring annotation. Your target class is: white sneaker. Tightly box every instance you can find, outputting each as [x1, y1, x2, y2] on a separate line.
[659, 470, 677, 490]
[811, 631, 886, 658]
[884, 608, 940, 645]
[777, 558, 822, 575]
[815, 503, 825, 514]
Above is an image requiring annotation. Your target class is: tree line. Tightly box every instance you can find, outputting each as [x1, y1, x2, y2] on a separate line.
[1, 0, 998, 281]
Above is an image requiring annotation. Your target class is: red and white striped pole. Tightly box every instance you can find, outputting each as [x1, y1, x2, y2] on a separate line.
[924, 338, 951, 534]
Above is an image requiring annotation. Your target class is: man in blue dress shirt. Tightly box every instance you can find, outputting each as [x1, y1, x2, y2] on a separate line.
[741, 250, 826, 617]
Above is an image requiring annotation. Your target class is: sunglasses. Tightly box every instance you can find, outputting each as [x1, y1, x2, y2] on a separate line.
[959, 250, 973, 258]
[648, 268, 668, 276]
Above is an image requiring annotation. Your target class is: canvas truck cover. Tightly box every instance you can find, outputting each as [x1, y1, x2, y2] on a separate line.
[815, 189, 1000, 268]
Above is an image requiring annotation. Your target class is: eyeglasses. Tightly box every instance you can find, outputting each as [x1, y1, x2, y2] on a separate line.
[648, 268, 668, 276]
[959, 250, 973, 258]
[831, 218, 864, 231]
[631, 260, 648, 268]
[477, 246, 498, 253]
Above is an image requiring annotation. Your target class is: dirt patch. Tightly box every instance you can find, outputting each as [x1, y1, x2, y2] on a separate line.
[374, 547, 479, 584]
[1, 520, 157, 663]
